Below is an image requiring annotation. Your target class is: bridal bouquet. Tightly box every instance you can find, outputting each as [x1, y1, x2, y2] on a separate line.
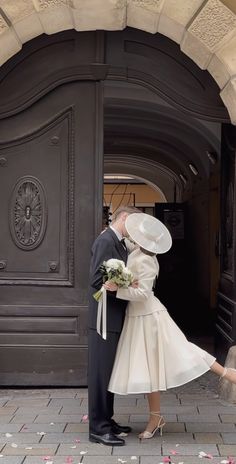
[93, 258, 133, 302]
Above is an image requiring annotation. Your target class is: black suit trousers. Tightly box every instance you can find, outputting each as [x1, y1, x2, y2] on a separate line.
[88, 328, 120, 434]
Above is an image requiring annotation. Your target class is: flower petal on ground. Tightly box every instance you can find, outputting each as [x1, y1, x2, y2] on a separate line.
[65, 458, 73, 464]
[227, 458, 235, 464]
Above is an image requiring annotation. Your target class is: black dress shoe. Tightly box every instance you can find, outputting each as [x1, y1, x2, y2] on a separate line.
[111, 421, 132, 435]
[89, 432, 125, 446]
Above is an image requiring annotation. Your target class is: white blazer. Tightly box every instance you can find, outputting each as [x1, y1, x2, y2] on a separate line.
[117, 248, 166, 317]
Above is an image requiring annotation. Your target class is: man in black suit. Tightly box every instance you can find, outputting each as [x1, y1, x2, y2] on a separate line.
[88, 206, 139, 446]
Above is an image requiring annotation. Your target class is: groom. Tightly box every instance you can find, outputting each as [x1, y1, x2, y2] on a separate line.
[88, 206, 139, 446]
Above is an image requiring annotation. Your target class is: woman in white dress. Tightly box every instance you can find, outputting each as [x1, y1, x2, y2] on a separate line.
[104, 213, 236, 440]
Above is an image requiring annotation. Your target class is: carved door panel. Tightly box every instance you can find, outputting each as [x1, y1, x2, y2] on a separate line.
[216, 125, 236, 363]
[0, 82, 103, 385]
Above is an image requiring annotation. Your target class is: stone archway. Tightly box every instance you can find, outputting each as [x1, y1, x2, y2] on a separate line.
[0, 0, 236, 121]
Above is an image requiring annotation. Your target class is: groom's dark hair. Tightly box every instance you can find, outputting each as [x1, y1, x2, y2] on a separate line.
[112, 206, 141, 222]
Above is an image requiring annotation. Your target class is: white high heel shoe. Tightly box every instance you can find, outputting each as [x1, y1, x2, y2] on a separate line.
[220, 366, 236, 383]
[138, 411, 165, 439]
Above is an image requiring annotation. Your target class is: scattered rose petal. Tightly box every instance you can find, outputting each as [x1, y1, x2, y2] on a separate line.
[170, 450, 179, 455]
[228, 458, 235, 464]
[43, 457, 51, 461]
[118, 432, 128, 437]
[221, 461, 228, 464]
[37, 432, 46, 436]
[198, 452, 213, 460]
[25, 447, 33, 450]
[131, 457, 138, 461]
[75, 439, 80, 443]
[71, 446, 76, 449]
[50, 422, 54, 425]
[11, 443, 18, 448]
[66, 458, 73, 464]
[163, 458, 172, 463]
[79, 451, 88, 455]
[5, 433, 12, 437]
[118, 460, 127, 464]
[176, 444, 180, 447]
[82, 414, 88, 422]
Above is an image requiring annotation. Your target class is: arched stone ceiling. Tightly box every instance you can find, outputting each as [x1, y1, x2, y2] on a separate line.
[0, 0, 236, 122]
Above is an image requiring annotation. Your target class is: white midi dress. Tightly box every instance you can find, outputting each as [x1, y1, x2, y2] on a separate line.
[108, 248, 216, 394]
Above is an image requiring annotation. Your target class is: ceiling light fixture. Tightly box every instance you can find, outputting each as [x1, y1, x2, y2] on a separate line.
[206, 151, 217, 165]
[189, 163, 198, 176]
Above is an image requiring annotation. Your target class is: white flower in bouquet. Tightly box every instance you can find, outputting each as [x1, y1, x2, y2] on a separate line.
[93, 258, 133, 302]
[105, 258, 125, 270]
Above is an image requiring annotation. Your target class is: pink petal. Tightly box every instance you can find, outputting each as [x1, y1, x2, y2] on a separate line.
[163, 458, 171, 463]
[170, 450, 179, 455]
[43, 458, 51, 462]
[82, 414, 88, 422]
[228, 458, 235, 464]
[75, 439, 80, 443]
[65, 458, 73, 464]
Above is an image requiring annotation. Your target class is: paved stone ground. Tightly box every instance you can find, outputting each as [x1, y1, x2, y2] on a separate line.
[0, 372, 235, 464]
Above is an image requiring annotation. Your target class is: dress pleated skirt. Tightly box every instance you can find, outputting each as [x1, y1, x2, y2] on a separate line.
[108, 300, 216, 395]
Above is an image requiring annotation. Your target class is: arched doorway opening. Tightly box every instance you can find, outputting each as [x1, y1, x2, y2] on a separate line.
[104, 78, 221, 340]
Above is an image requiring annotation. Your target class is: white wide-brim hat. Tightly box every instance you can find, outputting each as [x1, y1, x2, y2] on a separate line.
[125, 213, 172, 254]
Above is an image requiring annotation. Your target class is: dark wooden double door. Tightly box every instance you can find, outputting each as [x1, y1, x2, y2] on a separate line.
[0, 32, 104, 385]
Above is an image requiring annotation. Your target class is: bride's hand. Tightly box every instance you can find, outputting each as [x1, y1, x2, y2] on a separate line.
[103, 281, 118, 292]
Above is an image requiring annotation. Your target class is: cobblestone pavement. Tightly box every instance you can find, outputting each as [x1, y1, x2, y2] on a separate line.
[0, 372, 235, 463]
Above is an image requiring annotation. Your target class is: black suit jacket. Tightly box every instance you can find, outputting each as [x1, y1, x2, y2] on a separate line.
[88, 227, 128, 333]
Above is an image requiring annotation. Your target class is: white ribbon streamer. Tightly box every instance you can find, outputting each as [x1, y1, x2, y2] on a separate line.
[96, 286, 107, 340]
